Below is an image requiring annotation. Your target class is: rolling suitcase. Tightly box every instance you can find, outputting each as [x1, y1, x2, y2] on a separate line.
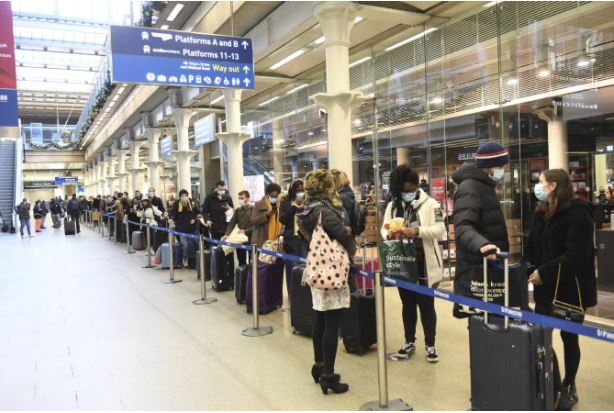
[210, 246, 234, 291]
[234, 265, 249, 304]
[64, 218, 76, 236]
[290, 265, 315, 335]
[132, 231, 145, 250]
[35, 217, 42, 232]
[246, 259, 284, 314]
[160, 242, 183, 269]
[196, 249, 211, 281]
[469, 252, 553, 411]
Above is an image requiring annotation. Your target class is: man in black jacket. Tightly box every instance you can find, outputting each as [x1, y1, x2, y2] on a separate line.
[202, 181, 234, 240]
[66, 194, 82, 233]
[452, 141, 509, 318]
[146, 187, 167, 249]
[169, 189, 202, 266]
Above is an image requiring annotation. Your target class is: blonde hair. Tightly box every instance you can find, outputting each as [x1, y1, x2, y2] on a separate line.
[330, 169, 350, 191]
[305, 169, 342, 207]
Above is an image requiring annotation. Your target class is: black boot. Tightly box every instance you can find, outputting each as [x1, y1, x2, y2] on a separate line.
[311, 364, 339, 384]
[320, 374, 349, 395]
[556, 383, 578, 410]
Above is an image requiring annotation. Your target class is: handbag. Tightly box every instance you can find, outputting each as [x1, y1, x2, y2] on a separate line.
[379, 239, 419, 283]
[305, 213, 350, 290]
[223, 225, 249, 255]
[550, 264, 585, 323]
[259, 239, 282, 264]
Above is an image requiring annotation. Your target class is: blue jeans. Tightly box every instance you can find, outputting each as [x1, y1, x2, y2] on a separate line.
[180, 232, 199, 260]
[20, 219, 31, 236]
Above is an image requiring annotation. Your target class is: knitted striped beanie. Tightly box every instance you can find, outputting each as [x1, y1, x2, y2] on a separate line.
[474, 141, 509, 169]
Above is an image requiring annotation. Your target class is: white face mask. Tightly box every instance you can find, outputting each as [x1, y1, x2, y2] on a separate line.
[490, 168, 505, 182]
[180, 196, 188, 203]
[148, 191, 154, 198]
[295, 192, 305, 200]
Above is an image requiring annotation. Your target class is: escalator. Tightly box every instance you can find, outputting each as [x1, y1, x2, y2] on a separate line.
[0, 140, 17, 231]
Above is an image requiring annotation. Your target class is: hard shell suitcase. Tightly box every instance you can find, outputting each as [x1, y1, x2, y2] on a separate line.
[196, 249, 211, 281]
[469, 252, 553, 411]
[341, 291, 376, 354]
[234, 265, 249, 304]
[64, 218, 76, 236]
[290, 265, 315, 335]
[246, 259, 284, 314]
[132, 231, 145, 250]
[211, 246, 234, 291]
[160, 242, 183, 269]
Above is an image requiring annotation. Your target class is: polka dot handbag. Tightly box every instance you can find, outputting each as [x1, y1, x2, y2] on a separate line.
[305, 213, 350, 291]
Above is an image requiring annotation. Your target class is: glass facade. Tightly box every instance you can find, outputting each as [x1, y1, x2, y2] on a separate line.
[239, 1, 614, 269]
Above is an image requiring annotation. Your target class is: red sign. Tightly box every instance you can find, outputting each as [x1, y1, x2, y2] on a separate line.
[431, 177, 446, 207]
[0, 2, 16, 90]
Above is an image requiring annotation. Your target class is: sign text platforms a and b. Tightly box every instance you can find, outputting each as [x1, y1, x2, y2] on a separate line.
[109, 26, 254, 89]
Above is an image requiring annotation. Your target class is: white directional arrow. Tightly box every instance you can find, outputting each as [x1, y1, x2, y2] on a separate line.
[243, 78, 251, 87]
[241, 40, 249, 50]
[242, 65, 250, 74]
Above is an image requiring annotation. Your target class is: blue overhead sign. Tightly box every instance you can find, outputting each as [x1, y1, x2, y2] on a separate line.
[160, 136, 173, 159]
[0, 89, 18, 127]
[109, 26, 255, 89]
[55, 177, 78, 186]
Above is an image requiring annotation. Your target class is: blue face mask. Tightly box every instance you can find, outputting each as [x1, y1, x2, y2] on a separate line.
[401, 192, 416, 203]
[534, 183, 548, 202]
[490, 168, 505, 182]
[269, 196, 278, 205]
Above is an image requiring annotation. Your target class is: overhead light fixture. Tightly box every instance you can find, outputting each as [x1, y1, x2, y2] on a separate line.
[116, 87, 126, 94]
[431, 96, 443, 104]
[538, 68, 551, 77]
[349, 56, 371, 68]
[483, 1, 498, 7]
[210, 95, 224, 104]
[313, 36, 325, 46]
[385, 27, 438, 52]
[286, 84, 309, 95]
[270, 49, 306, 70]
[353, 118, 362, 126]
[296, 140, 326, 150]
[507, 77, 519, 86]
[160, 24, 169, 30]
[166, 3, 184, 22]
[577, 57, 591, 68]
[354, 16, 364, 24]
[259, 96, 279, 107]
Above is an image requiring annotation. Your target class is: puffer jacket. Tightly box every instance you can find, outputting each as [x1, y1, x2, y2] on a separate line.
[524, 199, 597, 310]
[300, 199, 356, 259]
[452, 164, 509, 298]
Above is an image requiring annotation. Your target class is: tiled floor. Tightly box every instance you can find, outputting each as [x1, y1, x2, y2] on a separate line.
[1, 221, 613, 410]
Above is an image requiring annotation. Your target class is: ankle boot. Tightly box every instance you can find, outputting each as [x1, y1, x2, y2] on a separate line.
[311, 364, 339, 384]
[320, 374, 349, 395]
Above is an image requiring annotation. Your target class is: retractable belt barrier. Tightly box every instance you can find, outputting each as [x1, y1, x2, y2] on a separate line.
[108, 219, 614, 344]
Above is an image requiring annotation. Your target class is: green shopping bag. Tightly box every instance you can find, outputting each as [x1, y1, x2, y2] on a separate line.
[379, 240, 419, 283]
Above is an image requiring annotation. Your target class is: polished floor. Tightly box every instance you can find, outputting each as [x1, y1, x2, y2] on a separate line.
[1, 220, 613, 410]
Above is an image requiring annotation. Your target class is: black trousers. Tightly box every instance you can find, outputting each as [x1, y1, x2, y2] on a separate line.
[312, 309, 344, 375]
[398, 285, 437, 347]
[237, 248, 248, 266]
[70, 213, 81, 233]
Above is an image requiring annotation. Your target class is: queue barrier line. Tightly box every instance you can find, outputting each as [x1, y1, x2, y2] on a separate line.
[103, 216, 614, 344]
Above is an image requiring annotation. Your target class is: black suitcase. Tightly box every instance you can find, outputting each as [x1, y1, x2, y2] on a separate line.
[64, 218, 75, 236]
[235, 265, 249, 304]
[290, 265, 315, 335]
[469, 253, 554, 411]
[210, 246, 234, 291]
[341, 291, 376, 354]
[196, 249, 211, 281]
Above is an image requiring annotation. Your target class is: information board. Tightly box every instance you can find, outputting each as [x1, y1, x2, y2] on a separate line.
[0, 2, 18, 127]
[194, 114, 216, 147]
[109, 26, 254, 89]
[160, 136, 173, 159]
[243, 175, 265, 205]
[30, 123, 43, 145]
[55, 177, 78, 186]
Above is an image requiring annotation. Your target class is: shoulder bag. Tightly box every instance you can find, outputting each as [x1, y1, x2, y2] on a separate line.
[550, 263, 585, 323]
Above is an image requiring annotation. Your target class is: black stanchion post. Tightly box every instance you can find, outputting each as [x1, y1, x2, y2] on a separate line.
[360, 271, 412, 411]
[142, 224, 155, 268]
[242, 244, 272, 337]
[163, 224, 182, 284]
[125, 219, 134, 254]
[193, 234, 216, 305]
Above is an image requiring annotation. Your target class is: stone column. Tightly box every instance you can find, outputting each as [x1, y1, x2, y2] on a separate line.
[272, 119, 285, 185]
[217, 89, 251, 204]
[129, 140, 145, 195]
[396, 147, 409, 166]
[537, 107, 568, 171]
[144, 127, 164, 193]
[311, 1, 363, 177]
[100, 159, 108, 196]
[117, 149, 129, 193]
[107, 156, 118, 194]
[172, 108, 198, 193]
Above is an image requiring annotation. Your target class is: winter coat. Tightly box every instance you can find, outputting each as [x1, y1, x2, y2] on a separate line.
[452, 164, 509, 295]
[202, 190, 234, 235]
[50, 201, 63, 215]
[148, 196, 166, 223]
[40, 201, 48, 215]
[338, 186, 357, 233]
[170, 199, 201, 234]
[524, 199, 597, 310]
[15, 203, 31, 220]
[67, 199, 81, 215]
[33, 205, 43, 219]
[381, 188, 445, 288]
[225, 204, 253, 237]
[279, 196, 303, 240]
[92, 198, 101, 210]
[250, 197, 279, 248]
[137, 206, 163, 227]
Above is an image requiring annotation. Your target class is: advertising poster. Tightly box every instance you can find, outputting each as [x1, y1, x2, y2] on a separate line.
[243, 175, 264, 205]
[0, 1, 18, 128]
[430, 177, 446, 207]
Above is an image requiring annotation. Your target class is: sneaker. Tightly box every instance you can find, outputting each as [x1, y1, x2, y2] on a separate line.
[29, 235, 34, 238]
[556, 383, 578, 410]
[395, 342, 416, 360]
[426, 346, 439, 363]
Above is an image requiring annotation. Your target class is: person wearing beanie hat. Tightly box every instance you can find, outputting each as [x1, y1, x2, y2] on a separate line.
[451, 141, 510, 318]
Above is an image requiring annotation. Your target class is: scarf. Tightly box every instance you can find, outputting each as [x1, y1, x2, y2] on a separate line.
[265, 198, 282, 241]
[178, 198, 193, 213]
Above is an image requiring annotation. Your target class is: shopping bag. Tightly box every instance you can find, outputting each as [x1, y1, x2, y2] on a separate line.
[222, 225, 249, 255]
[379, 240, 418, 283]
[459, 260, 528, 308]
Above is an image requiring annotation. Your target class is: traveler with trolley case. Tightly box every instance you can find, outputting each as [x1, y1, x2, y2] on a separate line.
[525, 169, 597, 410]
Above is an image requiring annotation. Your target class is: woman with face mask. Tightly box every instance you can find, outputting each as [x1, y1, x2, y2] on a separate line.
[452, 141, 510, 318]
[279, 180, 307, 296]
[524, 169, 597, 410]
[381, 165, 445, 363]
[250, 183, 283, 248]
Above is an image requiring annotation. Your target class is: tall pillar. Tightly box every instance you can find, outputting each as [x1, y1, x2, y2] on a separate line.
[537, 108, 568, 171]
[272, 119, 285, 185]
[144, 127, 164, 193]
[129, 140, 145, 195]
[100, 159, 108, 196]
[217, 89, 251, 204]
[312, 2, 363, 177]
[107, 156, 118, 194]
[117, 149, 129, 193]
[396, 147, 409, 166]
[172, 108, 198, 193]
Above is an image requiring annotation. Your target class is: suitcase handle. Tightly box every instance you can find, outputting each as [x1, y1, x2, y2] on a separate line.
[482, 251, 509, 329]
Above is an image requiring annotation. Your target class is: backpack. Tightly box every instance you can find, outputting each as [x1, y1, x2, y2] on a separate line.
[353, 201, 367, 236]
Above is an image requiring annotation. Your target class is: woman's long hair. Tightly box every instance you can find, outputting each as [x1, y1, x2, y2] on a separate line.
[305, 169, 342, 207]
[287, 179, 304, 201]
[538, 169, 575, 220]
